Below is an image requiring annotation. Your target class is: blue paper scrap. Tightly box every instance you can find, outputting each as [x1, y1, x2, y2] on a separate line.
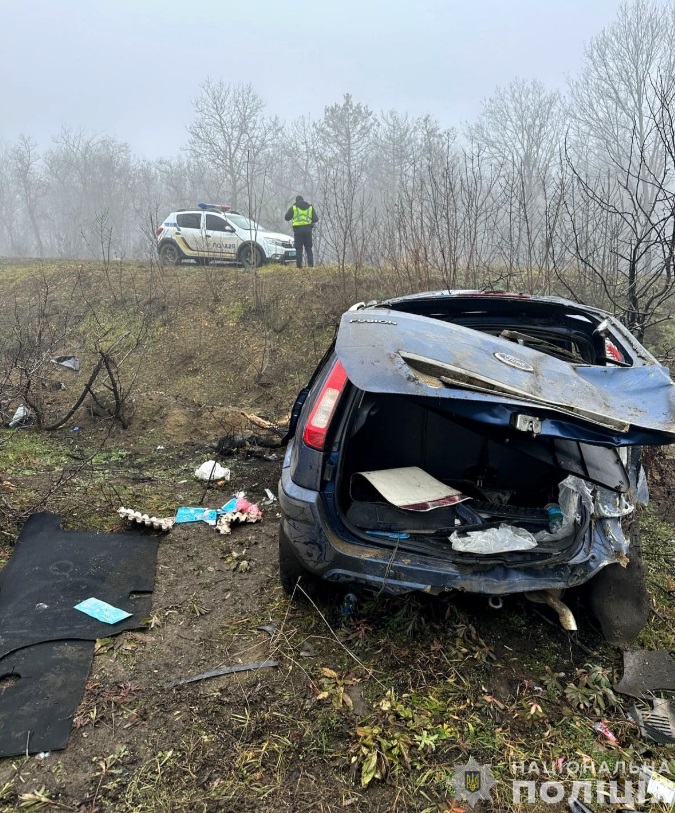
[74, 597, 132, 625]
[175, 507, 218, 524]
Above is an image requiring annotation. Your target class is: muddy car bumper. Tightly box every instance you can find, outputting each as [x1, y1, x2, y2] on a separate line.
[279, 467, 628, 596]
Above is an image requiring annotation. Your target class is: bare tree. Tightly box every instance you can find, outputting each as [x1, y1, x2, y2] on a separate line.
[314, 94, 378, 179]
[187, 80, 281, 210]
[561, 0, 675, 338]
[8, 135, 46, 257]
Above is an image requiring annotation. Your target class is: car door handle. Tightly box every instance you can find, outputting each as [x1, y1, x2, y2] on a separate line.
[205, 234, 211, 239]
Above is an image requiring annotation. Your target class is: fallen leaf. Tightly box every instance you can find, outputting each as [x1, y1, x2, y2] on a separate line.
[361, 751, 378, 787]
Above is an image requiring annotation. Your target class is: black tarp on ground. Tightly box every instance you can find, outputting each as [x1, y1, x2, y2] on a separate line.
[0, 513, 158, 756]
[0, 641, 94, 755]
[0, 512, 158, 659]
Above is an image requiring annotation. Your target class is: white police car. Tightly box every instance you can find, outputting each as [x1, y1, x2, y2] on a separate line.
[156, 204, 296, 267]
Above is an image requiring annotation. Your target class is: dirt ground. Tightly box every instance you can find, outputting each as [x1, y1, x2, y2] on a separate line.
[0, 261, 674, 812]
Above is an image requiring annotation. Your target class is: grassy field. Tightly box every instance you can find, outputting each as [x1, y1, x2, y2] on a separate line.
[0, 258, 673, 812]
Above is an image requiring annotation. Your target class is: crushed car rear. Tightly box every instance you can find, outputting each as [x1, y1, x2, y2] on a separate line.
[279, 292, 675, 641]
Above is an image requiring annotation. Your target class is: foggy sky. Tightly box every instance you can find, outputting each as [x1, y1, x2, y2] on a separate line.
[2, 0, 624, 158]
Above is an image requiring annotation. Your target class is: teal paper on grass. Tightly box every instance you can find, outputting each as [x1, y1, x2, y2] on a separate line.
[74, 597, 132, 625]
[175, 507, 218, 524]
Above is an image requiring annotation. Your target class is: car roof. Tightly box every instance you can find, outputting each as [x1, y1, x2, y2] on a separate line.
[372, 289, 609, 317]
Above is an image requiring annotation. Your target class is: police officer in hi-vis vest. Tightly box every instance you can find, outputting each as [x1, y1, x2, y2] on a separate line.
[284, 195, 319, 268]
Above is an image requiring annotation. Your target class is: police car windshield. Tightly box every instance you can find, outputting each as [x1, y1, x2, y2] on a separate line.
[227, 214, 268, 232]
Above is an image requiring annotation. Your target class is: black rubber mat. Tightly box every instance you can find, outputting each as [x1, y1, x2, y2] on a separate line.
[0, 513, 159, 756]
[0, 641, 94, 756]
[0, 512, 159, 659]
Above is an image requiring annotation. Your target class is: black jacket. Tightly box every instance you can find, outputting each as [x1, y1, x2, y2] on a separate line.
[285, 200, 319, 227]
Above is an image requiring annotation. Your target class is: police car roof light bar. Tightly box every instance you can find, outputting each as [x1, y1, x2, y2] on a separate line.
[197, 203, 231, 212]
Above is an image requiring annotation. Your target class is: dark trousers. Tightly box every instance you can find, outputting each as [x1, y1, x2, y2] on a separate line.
[294, 227, 314, 268]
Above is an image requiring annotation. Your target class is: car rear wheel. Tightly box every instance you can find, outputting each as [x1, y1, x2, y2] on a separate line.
[279, 525, 319, 598]
[238, 243, 264, 269]
[159, 243, 182, 266]
[587, 519, 650, 645]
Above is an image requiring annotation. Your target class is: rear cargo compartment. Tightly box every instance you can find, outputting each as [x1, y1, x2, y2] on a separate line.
[335, 393, 592, 562]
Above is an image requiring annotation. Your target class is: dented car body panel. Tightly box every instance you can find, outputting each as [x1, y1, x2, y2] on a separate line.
[336, 308, 675, 445]
[279, 292, 669, 599]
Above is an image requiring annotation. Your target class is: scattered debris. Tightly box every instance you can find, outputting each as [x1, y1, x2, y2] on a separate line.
[118, 507, 174, 531]
[8, 405, 33, 428]
[631, 698, 675, 744]
[210, 429, 283, 456]
[74, 597, 132, 625]
[169, 659, 279, 687]
[340, 592, 358, 619]
[568, 801, 596, 813]
[50, 355, 80, 372]
[614, 649, 675, 697]
[256, 623, 279, 638]
[593, 721, 618, 743]
[299, 640, 316, 658]
[211, 432, 252, 454]
[215, 496, 262, 535]
[640, 767, 675, 804]
[241, 411, 279, 432]
[120, 492, 265, 537]
[262, 488, 277, 505]
[194, 460, 231, 482]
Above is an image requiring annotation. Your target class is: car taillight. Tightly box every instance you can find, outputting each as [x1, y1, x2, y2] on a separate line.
[605, 338, 624, 362]
[155, 226, 164, 236]
[303, 360, 348, 451]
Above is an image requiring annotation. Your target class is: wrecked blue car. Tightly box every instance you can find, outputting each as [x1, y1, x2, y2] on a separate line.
[278, 291, 675, 643]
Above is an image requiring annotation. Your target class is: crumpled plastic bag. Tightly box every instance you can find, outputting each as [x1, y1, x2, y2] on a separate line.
[450, 523, 538, 554]
[194, 460, 231, 482]
[51, 355, 80, 372]
[534, 475, 594, 542]
[9, 405, 32, 428]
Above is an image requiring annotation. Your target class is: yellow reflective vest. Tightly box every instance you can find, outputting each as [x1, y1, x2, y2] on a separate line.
[292, 205, 313, 227]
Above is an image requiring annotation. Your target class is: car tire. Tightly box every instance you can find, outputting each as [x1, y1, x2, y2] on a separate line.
[159, 242, 183, 266]
[238, 243, 264, 269]
[278, 524, 319, 599]
[587, 520, 650, 645]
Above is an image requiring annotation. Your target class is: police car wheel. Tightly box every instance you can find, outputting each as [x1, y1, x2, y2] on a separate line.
[239, 243, 264, 268]
[159, 243, 182, 266]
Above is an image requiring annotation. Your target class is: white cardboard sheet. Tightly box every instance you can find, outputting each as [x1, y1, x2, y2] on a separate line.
[356, 466, 468, 511]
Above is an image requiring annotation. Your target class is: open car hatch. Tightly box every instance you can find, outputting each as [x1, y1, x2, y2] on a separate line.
[337, 308, 675, 447]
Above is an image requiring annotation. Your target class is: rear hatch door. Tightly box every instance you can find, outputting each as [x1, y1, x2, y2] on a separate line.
[336, 308, 675, 448]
